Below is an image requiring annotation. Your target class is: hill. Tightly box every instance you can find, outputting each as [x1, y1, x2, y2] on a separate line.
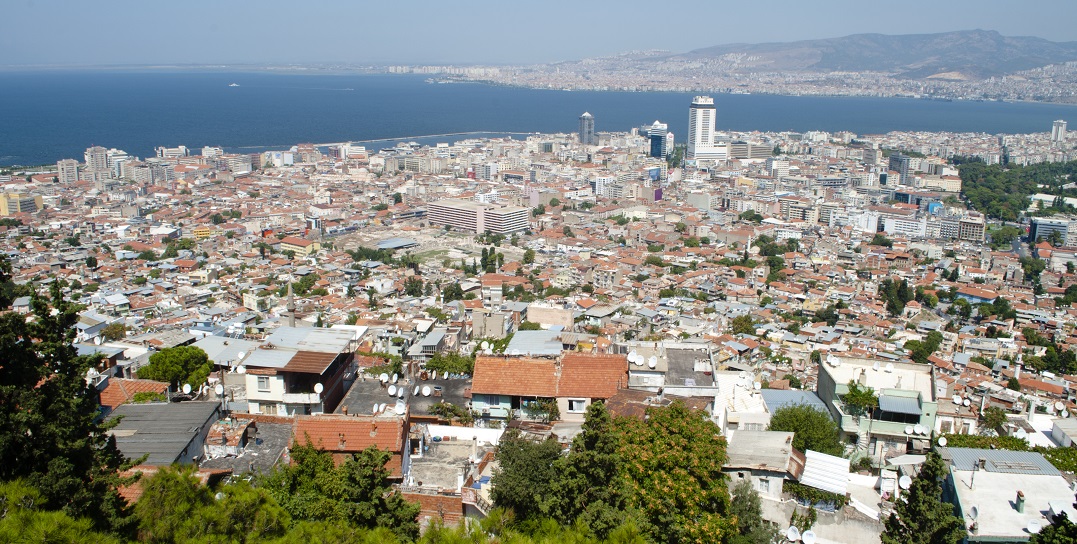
[671, 29, 1077, 79]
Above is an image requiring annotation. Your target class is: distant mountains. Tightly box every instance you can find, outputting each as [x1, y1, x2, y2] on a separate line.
[668, 30, 1077, 79]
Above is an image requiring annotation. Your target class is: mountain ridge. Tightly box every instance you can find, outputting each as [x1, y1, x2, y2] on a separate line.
[665, 29, 1077, 79]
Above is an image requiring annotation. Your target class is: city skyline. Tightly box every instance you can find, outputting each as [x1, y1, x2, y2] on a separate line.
[3, 0, 1077, 67]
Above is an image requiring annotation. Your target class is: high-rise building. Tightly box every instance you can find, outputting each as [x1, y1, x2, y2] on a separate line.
[57, 159, 79, 183]
[578, 112, 596, 145]
[889, 153, 912, 185]
[1053, 120, 1068, 144]
[84, 146, 107, 170]
[687, 96, 725, 161]
[645, 120, 671, 158]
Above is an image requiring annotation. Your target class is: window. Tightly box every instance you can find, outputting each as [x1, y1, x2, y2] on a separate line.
[568, 399, 587, 413]
[257, 376, 270, 392]
[758, 478, 770, 494]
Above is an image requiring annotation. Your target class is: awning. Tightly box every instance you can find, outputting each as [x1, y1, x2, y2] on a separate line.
[799, 450, 850, 496]
[879, 395, 921, 416]
[887, 454, 927, 466]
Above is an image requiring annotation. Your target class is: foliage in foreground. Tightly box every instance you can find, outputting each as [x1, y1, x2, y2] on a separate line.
[768, 403, 843, 456]
[882, 452, 965, 544]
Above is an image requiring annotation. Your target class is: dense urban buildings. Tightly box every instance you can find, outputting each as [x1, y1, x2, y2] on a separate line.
[3, 96, 1077, 542]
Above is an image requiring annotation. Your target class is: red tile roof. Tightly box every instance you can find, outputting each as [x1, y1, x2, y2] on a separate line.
[558, 353, 627, 399]
[99, 378, 169, 411]
[472, 357, 558, 397]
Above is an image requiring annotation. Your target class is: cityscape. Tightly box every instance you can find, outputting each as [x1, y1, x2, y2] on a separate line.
[8, 3, 1077, 542]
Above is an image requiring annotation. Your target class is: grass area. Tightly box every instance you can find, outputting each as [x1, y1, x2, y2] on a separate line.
[413, 248, 450, 263]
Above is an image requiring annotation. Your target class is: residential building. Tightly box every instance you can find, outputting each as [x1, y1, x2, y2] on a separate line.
[579, 112, 596, 146]
[57, 158, 79, 183]
[427, 199, 528, 235]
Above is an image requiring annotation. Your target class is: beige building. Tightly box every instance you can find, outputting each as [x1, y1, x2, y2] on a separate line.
[0, 193, 43, 216]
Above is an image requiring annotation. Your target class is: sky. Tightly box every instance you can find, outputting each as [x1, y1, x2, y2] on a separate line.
[4, 0, 1077, 67]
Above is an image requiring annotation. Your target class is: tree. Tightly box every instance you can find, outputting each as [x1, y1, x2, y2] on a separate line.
[137, 345, 212, 389]
[731, 314, 756, 336]
[882, 452, 966, 544]
[518, 321, 542, 331]
[1032, 512, 1077, 543]
[783, 373, 803, 389]
[522, 249, 535, 265]
[85, 255, 98, 268]
[768, 404, 843, 456]
[210, 213, 226, 225]
[135, 465, 289, 543]
[490, 430, 564, 522]
[0, 481, 123, 544]
[549, 198, 560, 207]
[403, 276, 423, 297]
[442, 283, 464, 302]
[260, 443, 420, 541]
[100, 322, 127, 342]
[981, 406, 1007, 431]
[547, 402, 628, 539]
[871, 233, 894, 248]
[532, 205, 546, 216]
[842, 381, 879, 417]
[0, 282, 135, 536]
[1008, 377, 1021, 391]
[392, 192, 402, 205]
[616, 401, 736, 543]
[563, 226, 574, 237]
[729, 479, 780, 544]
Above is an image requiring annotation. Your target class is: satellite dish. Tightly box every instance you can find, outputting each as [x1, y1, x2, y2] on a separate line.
[237, 351, 246, 360]
[802, 530, 817, 544]
[970, 505, 979, 520]
[391, 373, 399, 383]
[1064, 410, 1071, 419]
[1028, 521, 1042, 534]
[899, 475, 912, 489]
[963, 398, 971, 407]
[214, 384, 224, 396]
[414, 386, 420, 396]
[1015, 429, 1028, 439]
[395, 402, 406, 415]
[786, 526, 801, 542]
[1056, 401, 1066, 412]
[938, 436, 948, 447]
[379, 373, 389, 383]
[873, 361, 880, 371]
[481, 341, 489, 350]
[94, 336, 101, 345]
[314, 383, 323, 394]
[387, 384, 397, 396]
[753, 382, 761, 391]
[398, 387, 405, 398]
[905, 425, 914, 435]
[371, 404, 378, 415]
[953, 395, 962, 404]
[885, 363, 895, 373]
[914, 424, 924, 435]
[443, 371, 449, 380]
[237, 366, 246, 374]
[422, 386, 431, 397]
[648, 356, 658, 369]
[182, 383, 192, 395]
[629, 350, 638, 361]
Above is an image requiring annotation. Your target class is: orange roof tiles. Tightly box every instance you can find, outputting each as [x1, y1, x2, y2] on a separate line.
[558, 353, 627, 399]
[472, 357, 557, 397]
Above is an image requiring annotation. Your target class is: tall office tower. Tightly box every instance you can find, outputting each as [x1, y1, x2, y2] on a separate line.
[1053, 120, 1068, 143]
[687, 96, 718, 161]
[579, 112, 596, 145]
[84, 146, 107, 170]
[106, 148, 130, 179]
[647, 120, 669, 158]
[888, 153, 912, 185]
[56, 159, 79, 183]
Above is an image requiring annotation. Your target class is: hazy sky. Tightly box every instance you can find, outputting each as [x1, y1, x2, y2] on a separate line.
[4, 0, 1077, 66]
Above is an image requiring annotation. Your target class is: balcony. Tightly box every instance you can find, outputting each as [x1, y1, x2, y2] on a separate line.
[282, 392, 321, 404]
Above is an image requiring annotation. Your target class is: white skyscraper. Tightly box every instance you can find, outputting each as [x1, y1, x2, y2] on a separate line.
[687, 96, 726, 161]
[57, 159, 79, 183]
[1053, 120, 1068, 144]
[579, 112, 596, 145]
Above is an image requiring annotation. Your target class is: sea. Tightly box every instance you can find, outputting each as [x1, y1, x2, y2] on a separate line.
[0, 70, 1075, 167]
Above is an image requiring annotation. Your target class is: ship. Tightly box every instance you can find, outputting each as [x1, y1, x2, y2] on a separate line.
[228, 83, 240, 87]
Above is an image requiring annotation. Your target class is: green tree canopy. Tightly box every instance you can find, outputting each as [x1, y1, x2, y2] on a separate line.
[882, 452, 966, 544]
[137, 345, 212, 389]
[0, 283, 135, 536]
[768, 404, 843, 456]
[260, 443, 420, 541]
[490, 430, 564, 522]
[729, 478, 781, 544]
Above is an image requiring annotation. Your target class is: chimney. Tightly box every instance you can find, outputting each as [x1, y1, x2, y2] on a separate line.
[1016, 490, 1025, 513]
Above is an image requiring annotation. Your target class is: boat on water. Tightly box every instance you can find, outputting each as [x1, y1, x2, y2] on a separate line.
[228, 83, 240, 87]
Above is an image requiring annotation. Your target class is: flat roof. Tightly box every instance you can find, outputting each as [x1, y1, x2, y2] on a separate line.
[823, 357, 934, 398]
[950, 469, 1075, 540]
